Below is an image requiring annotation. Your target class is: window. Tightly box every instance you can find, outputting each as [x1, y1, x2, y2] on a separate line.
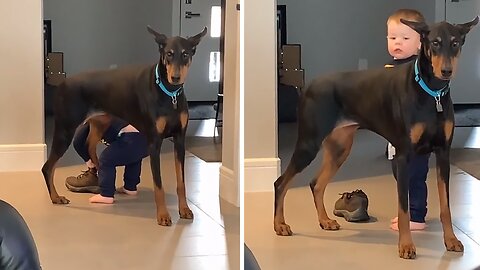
[210, 6, 221, 38]
[209, 51, 220, 82]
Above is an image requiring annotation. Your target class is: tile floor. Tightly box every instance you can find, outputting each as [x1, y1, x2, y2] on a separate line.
[3, 122, 480, 269]
[0, 120, 239, 270]
[245, 125, 480, 270]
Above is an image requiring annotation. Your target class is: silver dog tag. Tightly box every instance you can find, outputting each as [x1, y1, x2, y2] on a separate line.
[172, 96, 178, 110]
[435, 98, 443, 112]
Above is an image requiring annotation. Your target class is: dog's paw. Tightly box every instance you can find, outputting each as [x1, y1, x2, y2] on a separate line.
[51, 195, 70, 204]
[319, 219, 340, 230]
[179, 207, 194, 219]
[445, 237, 464, 252]
[398, 242, 416, 259]
[274, 222, 293, 236]
[157, 214, 172, 226]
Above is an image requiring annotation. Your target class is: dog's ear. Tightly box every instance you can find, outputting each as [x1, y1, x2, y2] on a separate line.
[455, 16, 479, 36]
[400, 19, 430, 38]
[187, 27, 208, 53]
[147, 25, 167, 48]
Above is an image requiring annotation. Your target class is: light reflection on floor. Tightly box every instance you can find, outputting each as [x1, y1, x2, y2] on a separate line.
[460, 127, 480, 148]
[186, 119, 220, 138]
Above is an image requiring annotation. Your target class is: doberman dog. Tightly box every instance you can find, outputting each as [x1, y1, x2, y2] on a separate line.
[273, 17, 478, 259]
[41, 26, 207, 226]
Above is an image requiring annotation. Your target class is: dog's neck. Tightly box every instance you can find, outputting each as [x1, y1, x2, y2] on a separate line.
[416, 49, 450, 91]
[155, 62, 184, 93]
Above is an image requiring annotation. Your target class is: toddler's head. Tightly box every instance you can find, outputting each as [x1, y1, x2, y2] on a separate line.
[387, 9, 425, 59]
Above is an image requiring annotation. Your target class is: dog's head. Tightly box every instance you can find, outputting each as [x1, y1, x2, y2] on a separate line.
[147, 26, 208, 85]
[401, 16, 478, 80]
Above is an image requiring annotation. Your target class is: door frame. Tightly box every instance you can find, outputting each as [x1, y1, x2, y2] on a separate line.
[172, 0, 225, 98]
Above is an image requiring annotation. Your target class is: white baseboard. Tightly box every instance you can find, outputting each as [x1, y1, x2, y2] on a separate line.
[244, 157, 281, 192]
[219, 165, 239, 207]
[0, 144, 46, 172]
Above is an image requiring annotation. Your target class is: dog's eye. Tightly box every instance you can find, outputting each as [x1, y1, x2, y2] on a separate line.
[182, 52, 189, 58]
[166, 52, 174, 57]
[452, 41, 460, 48]
[431, 41, 440, 47]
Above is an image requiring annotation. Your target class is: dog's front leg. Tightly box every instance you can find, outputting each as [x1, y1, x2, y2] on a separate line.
[435, 147, 463, 252]
[393, 153, 416, 259]
[173, 128, 193, 219]
[149, 135, 172, 226]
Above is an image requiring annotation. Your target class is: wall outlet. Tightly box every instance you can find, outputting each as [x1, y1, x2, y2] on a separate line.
[358, 58, 368, 70]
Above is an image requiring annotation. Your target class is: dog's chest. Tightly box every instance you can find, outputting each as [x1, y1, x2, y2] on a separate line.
[412, 116, 454, 154]
[150, 92, 189, 136]
[154, 109, 188, 137]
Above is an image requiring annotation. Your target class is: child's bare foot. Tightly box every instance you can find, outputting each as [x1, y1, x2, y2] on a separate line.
[89, 194, 114, 204]
[116, 186, 137, 196]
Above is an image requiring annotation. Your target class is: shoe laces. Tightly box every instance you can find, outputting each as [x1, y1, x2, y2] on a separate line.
[77, 169, 95, 179]
[339, 189, 366, 199]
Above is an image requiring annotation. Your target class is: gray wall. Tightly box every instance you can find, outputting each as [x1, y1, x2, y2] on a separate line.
[43, 0, 173, 75]
[277, 0, 435, 83]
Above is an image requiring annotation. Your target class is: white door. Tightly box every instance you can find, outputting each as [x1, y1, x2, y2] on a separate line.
[445, 0, 480, 103]
[180, 0, 221, 101]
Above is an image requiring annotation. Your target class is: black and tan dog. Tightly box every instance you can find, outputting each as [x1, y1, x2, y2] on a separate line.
[42, 26, 207, 226]
[273, 18, 478, 259]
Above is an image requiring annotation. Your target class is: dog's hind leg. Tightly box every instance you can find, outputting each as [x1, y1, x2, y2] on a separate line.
[435, 147, 463, 252]
[173, 111, 193, 219]
[309, 124, 358, 230]
[42, 122, 78, 204]
[86, 114, 112, 168]
[274, 94, 339, 236]
[274, 137, 323, 236]
[274, 155, 310, 235]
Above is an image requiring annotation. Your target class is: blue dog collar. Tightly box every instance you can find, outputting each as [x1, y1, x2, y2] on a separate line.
[414, 59, 450, 112]
[155, 64, 183, 106]
[414, 59, 450, 98]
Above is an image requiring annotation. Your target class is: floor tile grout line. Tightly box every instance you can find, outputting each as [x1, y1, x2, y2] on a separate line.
[453, 223, 480, 247]
[188, 198, 226, 229]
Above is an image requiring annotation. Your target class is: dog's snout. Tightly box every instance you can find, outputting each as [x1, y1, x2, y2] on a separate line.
[441, 68, 452, 77]
[171, 76, 180, 83]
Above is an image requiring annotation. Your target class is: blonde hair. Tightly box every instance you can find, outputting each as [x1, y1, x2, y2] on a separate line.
[387, 9, 425, 24]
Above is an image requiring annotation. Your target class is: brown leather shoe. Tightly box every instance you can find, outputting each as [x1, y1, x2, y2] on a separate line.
[65, 168, 100, 194]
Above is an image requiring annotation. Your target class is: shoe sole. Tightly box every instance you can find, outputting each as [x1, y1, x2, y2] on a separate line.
[333, 208, 370, 222]
[65, 182, 100, 194]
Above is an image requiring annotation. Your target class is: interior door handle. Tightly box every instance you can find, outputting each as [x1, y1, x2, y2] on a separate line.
[185, 11, 201, 19]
